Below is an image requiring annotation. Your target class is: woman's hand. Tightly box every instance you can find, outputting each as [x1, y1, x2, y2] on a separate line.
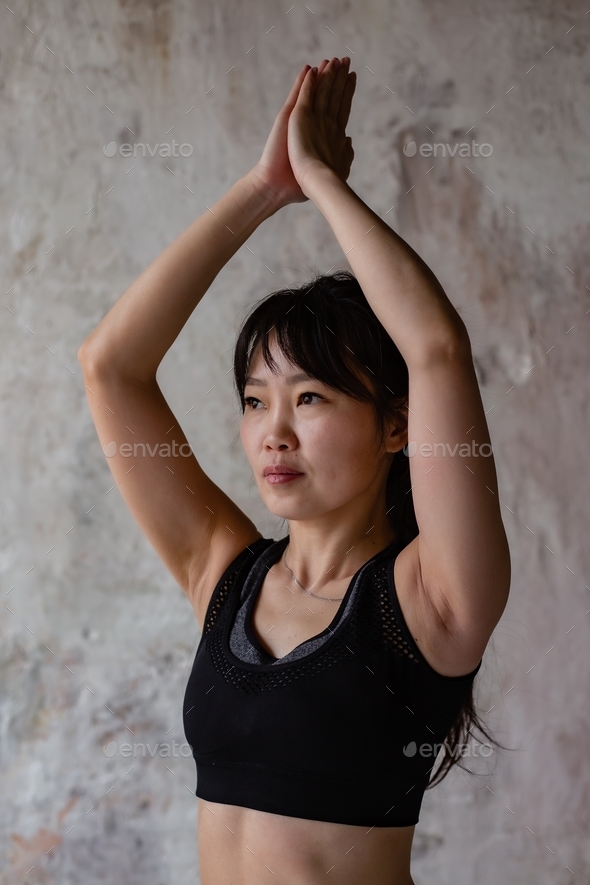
[251, 64, 317, 209]
[287, 57, 356, 198]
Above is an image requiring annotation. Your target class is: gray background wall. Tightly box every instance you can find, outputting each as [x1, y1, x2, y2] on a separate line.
[1, 1, 589, 882]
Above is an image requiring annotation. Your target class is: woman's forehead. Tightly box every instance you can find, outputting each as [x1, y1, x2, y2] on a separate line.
[248, 338, 302, 377]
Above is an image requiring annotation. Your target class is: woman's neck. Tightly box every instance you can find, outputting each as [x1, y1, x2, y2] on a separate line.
[281, 521, 397, 592]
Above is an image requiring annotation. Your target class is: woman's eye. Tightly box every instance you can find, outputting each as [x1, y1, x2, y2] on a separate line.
[244, 392, 323, 410]
[300, 391, 323, 405]
[244, 396, 262, 409]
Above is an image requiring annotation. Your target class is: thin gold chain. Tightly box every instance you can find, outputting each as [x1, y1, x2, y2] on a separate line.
[282, 544, 345, 602]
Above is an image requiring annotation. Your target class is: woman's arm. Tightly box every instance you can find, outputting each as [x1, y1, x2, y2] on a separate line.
[76, 174, 281, 614]
[79, 61, 317, 378]
[76, 64, 316, 619]
[298, 164, 468, 362]
[290, 60, 510, 662]
[288, 61, 465, 365]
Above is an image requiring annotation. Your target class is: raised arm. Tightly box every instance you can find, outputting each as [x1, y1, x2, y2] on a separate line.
[77, 64, 317, 623]
[288, 59, 510, 664]
[77, 172, 276, 619]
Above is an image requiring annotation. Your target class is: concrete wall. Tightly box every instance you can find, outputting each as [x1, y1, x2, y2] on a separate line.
[1, 1, 588, 882]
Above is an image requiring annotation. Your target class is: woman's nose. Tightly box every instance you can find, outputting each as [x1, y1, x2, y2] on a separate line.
[263, 414, 297, 449]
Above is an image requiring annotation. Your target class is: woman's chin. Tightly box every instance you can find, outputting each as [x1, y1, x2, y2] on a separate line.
[265, 505, 301, 521]
[262, 497, 310, 521]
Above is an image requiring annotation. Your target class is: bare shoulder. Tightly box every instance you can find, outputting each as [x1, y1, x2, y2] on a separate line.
[393, 536, 490, 678]
[188, 523, 264, 631]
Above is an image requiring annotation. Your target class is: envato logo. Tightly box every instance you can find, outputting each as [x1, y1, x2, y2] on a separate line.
[403, 441, 493, 458]
[103, 740, 192, 758]
[103, 141, 194, 158]
[403, 740, 493, 758]
[103, 441, 195, 458]
[403, 141, 493, 158]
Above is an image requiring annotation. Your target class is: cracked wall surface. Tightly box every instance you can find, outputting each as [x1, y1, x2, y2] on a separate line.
[1, 1, 589, 883]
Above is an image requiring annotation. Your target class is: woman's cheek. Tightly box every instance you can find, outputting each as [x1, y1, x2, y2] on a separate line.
[239, 422, 257, 467]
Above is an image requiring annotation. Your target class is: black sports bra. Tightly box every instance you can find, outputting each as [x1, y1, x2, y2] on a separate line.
[183, 535, 482, 827]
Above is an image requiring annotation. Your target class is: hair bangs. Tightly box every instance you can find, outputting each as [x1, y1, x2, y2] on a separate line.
[235, 271, 403, 413]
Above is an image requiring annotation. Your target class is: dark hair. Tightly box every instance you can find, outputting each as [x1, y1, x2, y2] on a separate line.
[233, 268, 504, 786]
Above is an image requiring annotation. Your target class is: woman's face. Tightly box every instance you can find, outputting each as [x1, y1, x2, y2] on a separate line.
[239, 337, 405, 523]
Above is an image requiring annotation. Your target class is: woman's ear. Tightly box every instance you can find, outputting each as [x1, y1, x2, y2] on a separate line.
[385, 411, 408, 454]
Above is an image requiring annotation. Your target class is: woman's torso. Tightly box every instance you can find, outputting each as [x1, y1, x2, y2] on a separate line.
[187, 535, 483, 885]
[196, 799, 415, 885]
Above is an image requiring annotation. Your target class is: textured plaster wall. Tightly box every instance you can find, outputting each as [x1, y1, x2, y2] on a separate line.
[1, 1, 589, 883]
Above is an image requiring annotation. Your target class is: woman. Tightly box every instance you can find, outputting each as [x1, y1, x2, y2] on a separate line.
[79, 58, 510, 885]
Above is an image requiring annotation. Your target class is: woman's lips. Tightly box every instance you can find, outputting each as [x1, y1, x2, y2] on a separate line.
[265, 472, 304, 484]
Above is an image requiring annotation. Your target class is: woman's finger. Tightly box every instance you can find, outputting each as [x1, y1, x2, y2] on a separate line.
[337, 71, 357, 131]
[314, 57, 341, 117]
[294, 65, 317, 113]
[327, 58, 351, 120]
[283, 64, 312, 112]
[309, 58, 330, 110]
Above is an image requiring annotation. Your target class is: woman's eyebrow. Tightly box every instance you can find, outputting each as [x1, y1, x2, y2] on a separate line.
[244, 372, 313, 387]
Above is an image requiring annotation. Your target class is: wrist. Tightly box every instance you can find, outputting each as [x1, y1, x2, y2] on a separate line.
[299, 162, 347, 201]
[243, 166, 290, 214]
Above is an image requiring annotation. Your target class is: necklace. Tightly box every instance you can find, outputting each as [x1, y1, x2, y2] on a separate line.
[283, 543, 345, 602]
